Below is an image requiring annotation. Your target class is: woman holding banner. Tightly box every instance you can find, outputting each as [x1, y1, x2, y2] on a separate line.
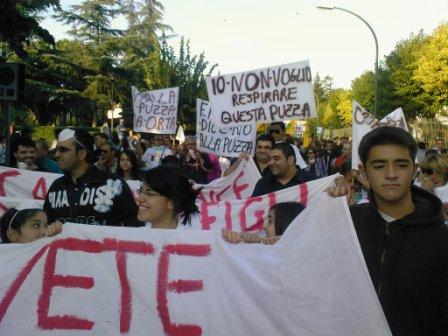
[136, 165, 200, 228]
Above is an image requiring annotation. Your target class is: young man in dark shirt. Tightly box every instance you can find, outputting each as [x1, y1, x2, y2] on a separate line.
[328, 126, 448, 336]
[251, 142, 314, 197]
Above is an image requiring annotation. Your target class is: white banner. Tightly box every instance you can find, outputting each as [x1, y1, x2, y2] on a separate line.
[132, 86, 179, 134]
[206, 60, 317, 127]
[0, 198, 391, 336]
[196, 99, 256, 158]
[351, 102, 408, 169]
[0, 165, 334, 233]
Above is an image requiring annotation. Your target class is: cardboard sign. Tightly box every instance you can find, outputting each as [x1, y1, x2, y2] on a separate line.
[132, 86, 179, 134]
[206, 60, 317, 127]
[351, 102, 408, 169]
[196, 99, 257, 157]
[0, 198, 391, 335]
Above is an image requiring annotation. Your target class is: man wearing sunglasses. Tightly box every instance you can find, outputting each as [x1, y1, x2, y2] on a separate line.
[95, 142, 118, 174]
[268, 122, 307, 169]
[43, 128, 142, 227]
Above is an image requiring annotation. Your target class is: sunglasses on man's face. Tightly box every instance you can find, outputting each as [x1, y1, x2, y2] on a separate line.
[269, 129, 281, 134]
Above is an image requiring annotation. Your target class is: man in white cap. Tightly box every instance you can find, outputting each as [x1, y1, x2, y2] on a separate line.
[43, 128, 142, 227]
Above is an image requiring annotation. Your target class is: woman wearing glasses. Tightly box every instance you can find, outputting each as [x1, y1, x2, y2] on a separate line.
[136, 166, 200, 228]
[416, 154, 448, 206]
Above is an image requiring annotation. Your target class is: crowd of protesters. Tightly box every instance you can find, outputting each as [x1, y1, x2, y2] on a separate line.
[2, 121, 448, 335]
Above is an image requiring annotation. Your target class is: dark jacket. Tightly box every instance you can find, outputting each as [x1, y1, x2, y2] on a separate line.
[43, 165, 143, 227]
[181, 152, 212, 184]
[350, 186, 448, 336]
[251, 166, 315, 197]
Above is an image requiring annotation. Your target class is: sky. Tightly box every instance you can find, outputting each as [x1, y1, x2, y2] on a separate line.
[41, 0, 448, 89]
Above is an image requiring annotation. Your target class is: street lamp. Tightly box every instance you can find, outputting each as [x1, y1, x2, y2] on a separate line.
[317, 5, 379, 116]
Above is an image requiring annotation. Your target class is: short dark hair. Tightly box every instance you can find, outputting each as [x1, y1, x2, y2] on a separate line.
[0, 208, 44, 243]
[71, 128, 94, 163]
[256, 134, 275, 148]
[269, 121, 286, 132]
[13, 137, 36, 153]
[270, 202, 305, 236]
[142, 166, 200, 225]
[94, 132, 107, 140]
[272, 142, 296, 163]
[358, 126, 417, 165]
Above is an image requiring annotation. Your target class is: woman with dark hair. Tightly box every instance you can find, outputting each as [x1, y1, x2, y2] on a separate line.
[116, 150, 140, 181]
[136, 166, 200, 228]
[222, 201, 305, 244]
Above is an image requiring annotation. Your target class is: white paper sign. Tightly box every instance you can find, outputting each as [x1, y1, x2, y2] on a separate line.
[351, 102, 408, 169]
[206, 60, 317, 127]
[132, 86, 179, 134]
[0, 198, 391, 336]
[196, 99, 256, 158]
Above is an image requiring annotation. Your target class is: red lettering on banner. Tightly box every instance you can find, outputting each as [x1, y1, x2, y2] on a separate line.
[232, 171, 249, 199]
[103, 238, 155, 334]
[0, 245, 49, 323]
[37, 241, 97, 330]
[197, 185, 231, 203]
[224, 201, 232, 230]
[157, 244, 211, 336]
[32, 177, 47, 200]
[268, 192, 277, 209]
[299, 183, 308, 206]
[0, 170, 21, 196]
[32, 237, 153, 332]
[200, 200, 218, 230]
[239, 197, 264, 231]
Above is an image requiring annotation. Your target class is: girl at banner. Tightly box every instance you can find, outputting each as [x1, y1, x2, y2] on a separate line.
[0, 204, 62, 243]
[221, 201, 305, 244]
[136, 165, 200, 228]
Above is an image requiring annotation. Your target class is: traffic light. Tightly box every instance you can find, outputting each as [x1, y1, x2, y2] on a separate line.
[0, 63, 24, 101]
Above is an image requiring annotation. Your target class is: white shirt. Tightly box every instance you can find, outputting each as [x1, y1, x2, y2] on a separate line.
[415, 180, 448, 203]
[141, 146, 172, 170]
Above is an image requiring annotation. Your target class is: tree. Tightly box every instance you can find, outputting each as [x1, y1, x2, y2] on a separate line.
[351, 70, 374, 113]
[0, 0, 59, 59]
[414, 23, 448, 112]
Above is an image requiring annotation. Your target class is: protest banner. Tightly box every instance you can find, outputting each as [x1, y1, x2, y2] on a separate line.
[0, 159, 259, 205]
[206, 60, 317, 127]
[194, 156, 260, 202]
[0, 195, 391, 336]
[0, 164, 333, 233]
[351, 101, 408, 169]
[132, 86, 179, 134]
[196, 99, 256, 157]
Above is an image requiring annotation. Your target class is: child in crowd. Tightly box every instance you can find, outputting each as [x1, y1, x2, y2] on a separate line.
[0, 204, 62, 244]
[222, 202, 305, 245]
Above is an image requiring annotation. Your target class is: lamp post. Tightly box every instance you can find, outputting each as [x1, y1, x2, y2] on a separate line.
[317, 5, 379, 116]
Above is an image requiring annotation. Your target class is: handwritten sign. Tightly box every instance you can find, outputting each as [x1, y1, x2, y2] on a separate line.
[206, 60, 317, 127]
[196, 99, 256, 158]
[132, 86, 179, 134]
[0, 197, 391, 335]
[352, 101, 408, 169]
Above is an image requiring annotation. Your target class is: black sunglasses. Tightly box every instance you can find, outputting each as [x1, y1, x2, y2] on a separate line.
[269, 129, 281, 134]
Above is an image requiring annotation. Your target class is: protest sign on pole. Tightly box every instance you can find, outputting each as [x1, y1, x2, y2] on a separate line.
[196, 99, 256, 157]
[132, 86, 179, 134]
[351, 102, 408, 169]
[0, 196, 391, 336]
[206, 60, 317, 127]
